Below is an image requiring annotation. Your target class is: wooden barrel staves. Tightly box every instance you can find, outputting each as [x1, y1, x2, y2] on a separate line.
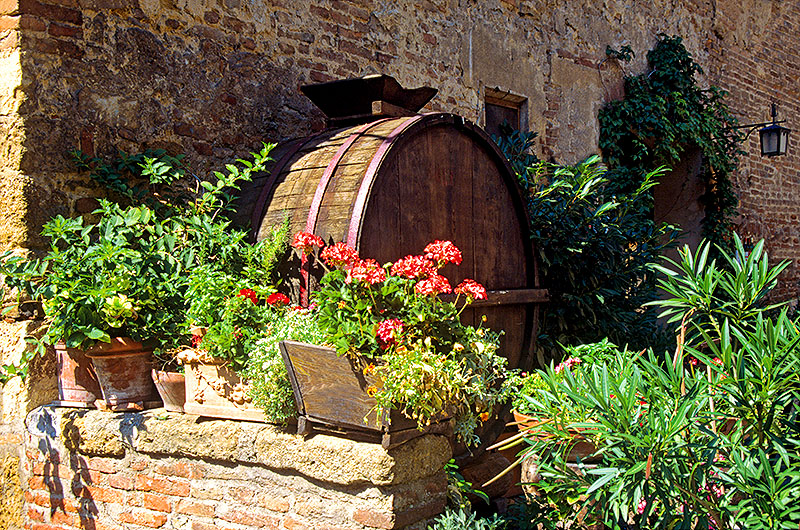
[240, 111, 547, 448]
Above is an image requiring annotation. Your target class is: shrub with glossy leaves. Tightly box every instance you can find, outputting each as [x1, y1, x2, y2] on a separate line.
[515, 237, 800, 529]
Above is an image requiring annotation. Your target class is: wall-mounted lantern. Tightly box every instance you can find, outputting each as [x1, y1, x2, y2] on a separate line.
[732, 103, 791, 157]
[758, 104, 790, 157]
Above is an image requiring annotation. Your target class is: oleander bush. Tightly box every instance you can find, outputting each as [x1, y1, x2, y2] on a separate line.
[512, 236, 800, 529]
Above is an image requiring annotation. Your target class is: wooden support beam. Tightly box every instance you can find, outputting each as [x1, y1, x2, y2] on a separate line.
[441, 288, 549, 307]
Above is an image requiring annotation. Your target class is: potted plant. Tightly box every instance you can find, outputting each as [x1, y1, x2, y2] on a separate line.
[0, 144, 276, 411]
[504, 339, 622, 459]
[277, 234, 516, 448]
[482, 341, 624, 497]
[177, 223, 293, 422]
[0, 202, 187, 409]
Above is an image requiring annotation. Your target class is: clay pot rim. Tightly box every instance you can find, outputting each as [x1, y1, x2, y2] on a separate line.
[176, 348, 227, 365]
[84, 337, 153, 357]
[151, 369, 185, 379]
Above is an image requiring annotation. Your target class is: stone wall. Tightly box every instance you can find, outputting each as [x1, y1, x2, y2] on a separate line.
[2, 0, 800, 526]
[0, 0, 760, 253]
[2, 0, 796, 269]
[22, 407, 450, 530]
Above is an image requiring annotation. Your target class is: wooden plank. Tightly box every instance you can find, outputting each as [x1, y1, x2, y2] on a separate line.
[360, 140, 402, 264]
[372, 100, 415, 117]
[279, 340, 384, 432]
[442, 288, 549, 307]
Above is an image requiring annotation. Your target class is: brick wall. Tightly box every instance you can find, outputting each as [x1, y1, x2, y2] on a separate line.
[0, 0, 732, 250]
[22, 407, 451, 530]
[706, 1, 800, 300]
[3, 0, 796, 278]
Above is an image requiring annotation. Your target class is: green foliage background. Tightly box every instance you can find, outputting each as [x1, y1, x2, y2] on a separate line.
[600, 35, 741, 251]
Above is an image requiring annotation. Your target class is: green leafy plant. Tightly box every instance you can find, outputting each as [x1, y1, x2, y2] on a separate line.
[509, 238, 800, 529]
[509, 338, 620, 417]
[494, 150, 678, 359]
[183, 220, 289, 370]
[427, 507, 506, 530]
[600, 35, 741, 252]
[490, 124, 539, 179]
[444, 458, 489, 510]
[0, 144, 275, 381]
[242, 305, 326, 422]
[651, 233, 789, 345]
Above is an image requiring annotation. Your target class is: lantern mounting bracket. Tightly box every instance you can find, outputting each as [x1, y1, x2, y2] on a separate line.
[727, 119, 787, 140]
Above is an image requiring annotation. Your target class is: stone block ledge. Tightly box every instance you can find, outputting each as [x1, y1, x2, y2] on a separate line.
[22, 406, 451, 529]
[29, 406, 452, 487]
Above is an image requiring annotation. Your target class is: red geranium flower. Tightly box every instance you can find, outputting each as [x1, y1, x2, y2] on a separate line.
[346, 259, 386, 285]
[191, 334, 203, 348]
[266, 293, 291, 306]
[321, 242, 359, 268]
[390, 255, 436, 279]
[237, 288, 258, 305]
[414, 274, 452, 296]
[376, 318, 404, 349]
[454, 279, 487, 300]
[424, 240, 462, 266]
[291, 231, 324, 255]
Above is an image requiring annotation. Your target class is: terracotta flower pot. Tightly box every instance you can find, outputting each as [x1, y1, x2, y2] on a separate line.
[85, 337, 159, 411]
[55, 342, 102, 407]
[151, 369, 186, 413]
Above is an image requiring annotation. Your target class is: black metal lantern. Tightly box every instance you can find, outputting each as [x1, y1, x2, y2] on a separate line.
[759, 104, 790, 157]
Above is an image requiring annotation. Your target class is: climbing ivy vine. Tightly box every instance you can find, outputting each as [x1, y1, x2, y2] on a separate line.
[599, 35, 741, 252]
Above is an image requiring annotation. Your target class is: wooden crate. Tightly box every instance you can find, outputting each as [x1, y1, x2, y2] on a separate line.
[279, 340, 451, 449]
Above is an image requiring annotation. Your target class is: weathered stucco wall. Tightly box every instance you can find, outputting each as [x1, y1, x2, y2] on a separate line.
[0, 321, 55, 530]
[1, 0, 800, 526]
[0, 7, 26, 252]
[5, 0, 796, 255]
[0, 0, 735, 253]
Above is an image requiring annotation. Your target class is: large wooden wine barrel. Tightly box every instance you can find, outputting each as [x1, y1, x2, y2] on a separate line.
[241, 112, 546, 376]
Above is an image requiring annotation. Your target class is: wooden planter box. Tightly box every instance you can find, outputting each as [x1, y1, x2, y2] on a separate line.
[180, 350, 267, 422]
[279, 340, 451, 449]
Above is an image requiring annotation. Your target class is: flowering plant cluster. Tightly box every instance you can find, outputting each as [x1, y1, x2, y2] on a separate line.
[308, 236, 486, 358]
[242, 305, 327, 423]
[509, 338, 619, 422]
[0, 145, 278, 380]
[293, 233, 511, 444]
[182, 220, 290, 371]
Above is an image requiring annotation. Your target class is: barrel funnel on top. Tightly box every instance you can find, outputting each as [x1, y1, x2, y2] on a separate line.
[300, 74, 438, 127]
